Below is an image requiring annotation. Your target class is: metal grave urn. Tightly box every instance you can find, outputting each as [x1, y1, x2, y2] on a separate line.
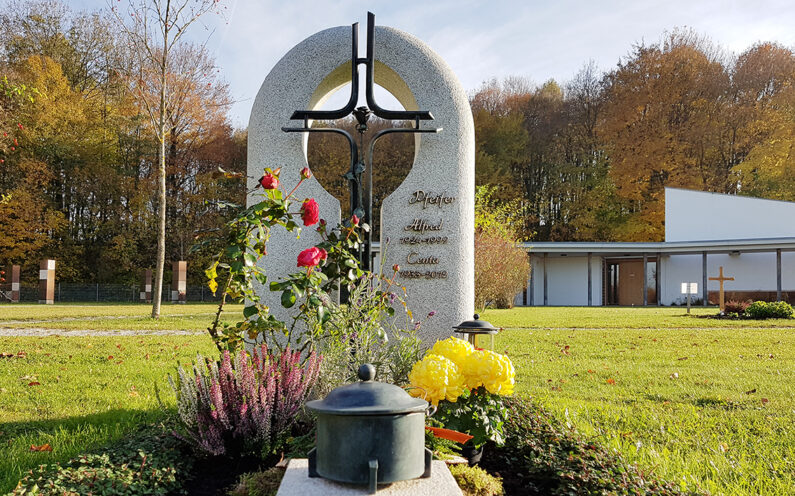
[306, 364, 432, 494]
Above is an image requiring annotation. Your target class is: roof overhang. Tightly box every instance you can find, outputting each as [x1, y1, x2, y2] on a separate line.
[521, 237, 795, 256]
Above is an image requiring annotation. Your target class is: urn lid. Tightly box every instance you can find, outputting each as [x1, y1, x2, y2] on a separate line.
[306, 364, 428, 416]
[452, 314, 500, 334]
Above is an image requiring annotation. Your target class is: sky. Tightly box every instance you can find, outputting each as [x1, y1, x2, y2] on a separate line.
[70, 0, 795, 127]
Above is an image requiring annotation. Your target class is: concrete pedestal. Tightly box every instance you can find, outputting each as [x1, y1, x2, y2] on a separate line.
[276, 459, 462, 496]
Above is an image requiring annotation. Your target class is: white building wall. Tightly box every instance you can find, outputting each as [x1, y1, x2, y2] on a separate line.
[665, 188, 795, 241]
[660, 252, 794, 305]
[523, 255, 602, 306]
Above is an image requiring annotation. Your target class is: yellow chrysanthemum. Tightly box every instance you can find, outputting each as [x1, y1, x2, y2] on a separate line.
[428, 336, 475, 367]
[460, 349, 515, 395]
[408, 354, 466, 406]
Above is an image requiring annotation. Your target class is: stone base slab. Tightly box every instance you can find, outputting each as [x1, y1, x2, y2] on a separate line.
[276, 458, 462, 496]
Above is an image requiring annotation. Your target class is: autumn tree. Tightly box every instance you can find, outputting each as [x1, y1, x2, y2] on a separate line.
[111, 0, 224, 318]
[599, 30, 729, 240]
[730, 43, 795, 201]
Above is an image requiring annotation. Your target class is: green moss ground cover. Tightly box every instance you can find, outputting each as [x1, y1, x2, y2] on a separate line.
[1, 305, 793, 494]
[484, 307, 795, 495]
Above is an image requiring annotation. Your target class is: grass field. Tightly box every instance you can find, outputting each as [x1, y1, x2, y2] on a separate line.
[0, 302, 244, 332]
[1, 304, 794, 494]
[482, 307, 795, 495]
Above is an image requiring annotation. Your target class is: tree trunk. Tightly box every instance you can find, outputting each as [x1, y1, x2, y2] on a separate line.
[151, 52, 169, 319]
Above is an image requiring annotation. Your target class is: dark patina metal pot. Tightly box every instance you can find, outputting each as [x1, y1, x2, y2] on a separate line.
[306, 364, 432, 494]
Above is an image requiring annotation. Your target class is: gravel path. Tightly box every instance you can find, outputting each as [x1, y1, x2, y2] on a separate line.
[0, 328, 204, 337]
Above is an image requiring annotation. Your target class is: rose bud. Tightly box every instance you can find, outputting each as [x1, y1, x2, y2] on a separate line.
[300, 167, 312, 180]
[258, 173, 279, 190]
[392, 264, 400, 272]
[351, 214, 360, 227]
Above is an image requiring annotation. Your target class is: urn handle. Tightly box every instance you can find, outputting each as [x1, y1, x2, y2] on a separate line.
[358, 363, 376, 382]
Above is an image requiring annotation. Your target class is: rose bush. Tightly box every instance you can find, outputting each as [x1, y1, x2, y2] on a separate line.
[198, 166, 365, 354]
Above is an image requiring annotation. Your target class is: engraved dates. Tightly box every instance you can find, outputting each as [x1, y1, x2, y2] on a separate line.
[400, 236, 448, 245]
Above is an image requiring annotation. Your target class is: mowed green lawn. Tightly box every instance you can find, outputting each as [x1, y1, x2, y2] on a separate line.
[0, 302, 244, 332]
[483, 307, 795, 495]
[0, 304, 793, 494]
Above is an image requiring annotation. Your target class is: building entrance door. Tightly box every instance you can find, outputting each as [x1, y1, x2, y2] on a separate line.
[617, 260, 644, 306]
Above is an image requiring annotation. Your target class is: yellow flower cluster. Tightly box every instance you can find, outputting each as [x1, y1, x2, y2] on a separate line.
[461, 350, 515, 395]
[429, 336, 475, 365]
[408, 354, 466, 406]
[408, 336, 515, 404]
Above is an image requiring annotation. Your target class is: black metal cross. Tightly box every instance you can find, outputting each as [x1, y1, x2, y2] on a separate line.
[282, 12, 442, 271]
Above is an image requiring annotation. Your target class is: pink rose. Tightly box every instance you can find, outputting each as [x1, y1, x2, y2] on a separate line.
[351, 214, 360, 227]
[259, 173, 279, 190]
[297, 247, 327, 268]
[301, 198, 320, 226]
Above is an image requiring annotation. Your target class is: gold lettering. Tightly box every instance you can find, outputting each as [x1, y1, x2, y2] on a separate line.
[408, 190, 456, 209]
[407, 252, 439, 265]
[403, 218, 444, 234]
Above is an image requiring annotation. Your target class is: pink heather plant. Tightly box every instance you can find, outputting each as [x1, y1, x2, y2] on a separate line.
[168, 344, 321, 456]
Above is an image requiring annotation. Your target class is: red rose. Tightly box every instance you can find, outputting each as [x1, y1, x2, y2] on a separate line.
[297, 247, 327, 267]
[301, 198, 319, 226]
[351, 214, 360, 227]
[259, 173, 279, 190]
[300, 167, 312, 180]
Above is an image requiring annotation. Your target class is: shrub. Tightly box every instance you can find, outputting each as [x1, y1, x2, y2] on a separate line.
[723, 299, 750, 315]
[228, 468, 285, 496]
[449, 464, 504, 496]
[11, 429, 190, 496]
[475, 233, 529, 310]
[746, 300, 794, 319]
[167, 345, 321, 457]
[474, 186, 530, 310]
[311, 267, 426, 397]
[481, 397, 692, 495]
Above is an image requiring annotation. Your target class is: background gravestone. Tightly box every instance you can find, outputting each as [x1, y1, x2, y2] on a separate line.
[248, 22, 474, 343]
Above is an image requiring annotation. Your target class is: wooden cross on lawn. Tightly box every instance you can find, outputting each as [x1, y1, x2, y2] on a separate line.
[709, 266, 734, 312]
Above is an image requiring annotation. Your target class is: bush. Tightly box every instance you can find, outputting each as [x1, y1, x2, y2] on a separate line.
[227, 468, 285, 496]
[11, 429, 191, 496]
[481, 397, 692, 495]
[449, 464, 504, 496]
[746, 300, 794, 319]
[312, 269, 426, 397]
[475, 233, 529, 310]
[474, 186, 530, 310]
[723, 299, 750, 315]
[167, 345, 321, 457]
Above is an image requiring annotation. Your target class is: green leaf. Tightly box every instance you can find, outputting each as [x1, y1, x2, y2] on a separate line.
[226, 246, 243, 259]
[243, 305, 258, 319]
[281, 290, 296, 308]
[243, 252, 257, 267]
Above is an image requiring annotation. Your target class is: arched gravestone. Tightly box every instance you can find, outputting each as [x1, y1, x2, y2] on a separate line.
[248, 22, 474, 344]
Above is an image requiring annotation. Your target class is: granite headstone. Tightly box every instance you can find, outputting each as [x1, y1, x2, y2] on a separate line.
[247, 21, 474, 343]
